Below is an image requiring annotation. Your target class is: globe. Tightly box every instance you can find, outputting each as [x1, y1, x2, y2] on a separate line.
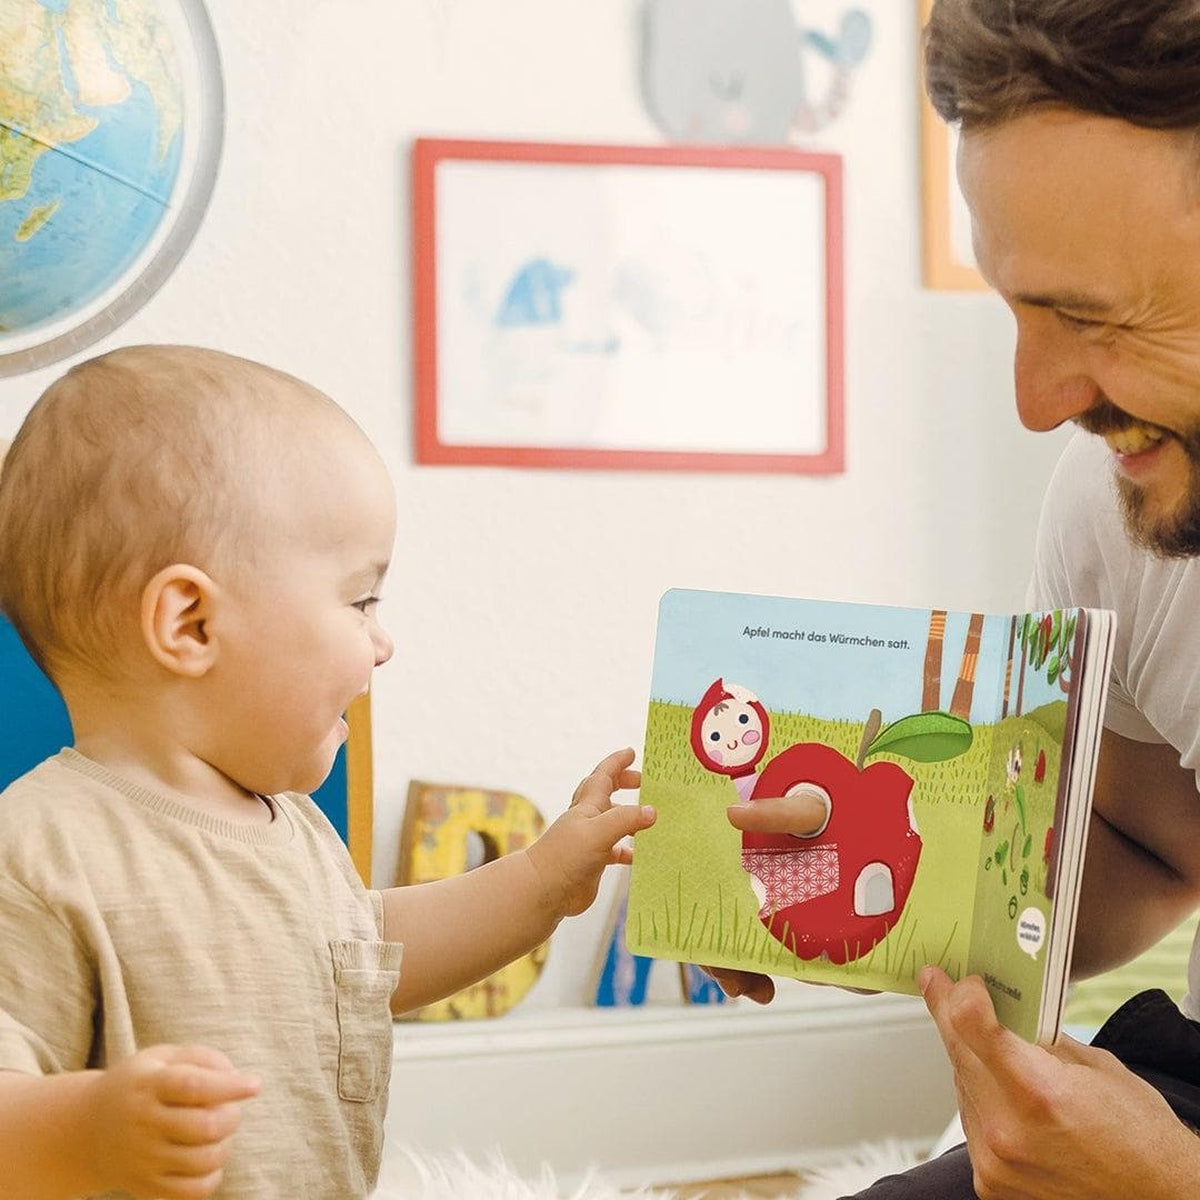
[0, 0, 223, 376]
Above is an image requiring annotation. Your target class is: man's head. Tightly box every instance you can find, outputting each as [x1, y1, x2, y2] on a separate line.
[925, 1, 1200, 557]
[924, 0, 1200, 133]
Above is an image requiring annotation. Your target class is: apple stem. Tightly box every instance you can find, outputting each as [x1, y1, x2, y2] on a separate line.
[856, 708, 883, 770]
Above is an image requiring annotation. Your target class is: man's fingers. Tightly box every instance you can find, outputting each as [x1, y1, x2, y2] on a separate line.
[920, 967, 1041, 1087]
[726, 793, 828, 836]
[703, 965, 776, 1004]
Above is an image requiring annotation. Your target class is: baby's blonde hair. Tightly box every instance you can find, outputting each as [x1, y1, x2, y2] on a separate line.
[0, 345, 354, 683]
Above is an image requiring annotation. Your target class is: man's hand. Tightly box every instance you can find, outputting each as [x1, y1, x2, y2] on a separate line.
[920, 966, 1200, 1199]
[702, 965, 777, 1004]
[725, 790, 829, 838]
[86, 1044, 260, 1199]
[526, 748, 656, 919]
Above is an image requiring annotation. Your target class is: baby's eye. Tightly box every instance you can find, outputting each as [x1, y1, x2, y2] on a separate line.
[353, 597, 380, 614]
[738, 713, 749, 724]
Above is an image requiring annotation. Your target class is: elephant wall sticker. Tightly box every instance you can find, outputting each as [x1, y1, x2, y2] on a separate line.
[639, 0, 873, 144]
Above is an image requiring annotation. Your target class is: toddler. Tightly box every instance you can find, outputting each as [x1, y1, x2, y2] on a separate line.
[0, 345, 653, 1199]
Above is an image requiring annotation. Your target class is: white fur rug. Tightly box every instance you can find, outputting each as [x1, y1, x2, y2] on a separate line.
[373, 1140, 923, 1199]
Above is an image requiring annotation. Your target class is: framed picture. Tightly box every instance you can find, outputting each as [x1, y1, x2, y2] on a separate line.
[0, 615, 376, 886]
[412, 138, 844, 474]
[918, 0, 986, 291]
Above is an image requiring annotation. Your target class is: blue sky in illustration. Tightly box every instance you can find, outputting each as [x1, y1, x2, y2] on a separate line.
[649, 588, 1059, 725]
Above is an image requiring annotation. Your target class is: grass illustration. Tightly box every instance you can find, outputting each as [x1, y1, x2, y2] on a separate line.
[629, 698, 1067, 999]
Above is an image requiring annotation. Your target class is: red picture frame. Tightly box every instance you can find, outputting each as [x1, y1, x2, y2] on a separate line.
[412, 138, 844, 474]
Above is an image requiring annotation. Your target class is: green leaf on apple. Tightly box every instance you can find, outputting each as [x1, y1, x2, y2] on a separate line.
[864, 710, 973, 763]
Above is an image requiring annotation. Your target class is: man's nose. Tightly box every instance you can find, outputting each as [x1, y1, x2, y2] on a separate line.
[1012, 312, 1102, 432]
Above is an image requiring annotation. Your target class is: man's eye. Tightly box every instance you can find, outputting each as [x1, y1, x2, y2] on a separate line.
[1055, 310, 1100, 332]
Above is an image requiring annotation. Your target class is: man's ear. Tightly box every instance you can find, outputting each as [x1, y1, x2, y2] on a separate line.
[140, 564, 220, 677]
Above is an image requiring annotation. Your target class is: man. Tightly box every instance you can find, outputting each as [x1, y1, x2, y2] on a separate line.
[716, 3, 1200, 1195]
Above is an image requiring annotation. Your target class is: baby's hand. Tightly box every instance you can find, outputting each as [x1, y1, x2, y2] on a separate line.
[526, 748, 656, 919]
[86, 1043, 260, 1199]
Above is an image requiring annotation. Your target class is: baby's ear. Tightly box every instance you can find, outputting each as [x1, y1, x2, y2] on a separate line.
[140, 564, 218, 677]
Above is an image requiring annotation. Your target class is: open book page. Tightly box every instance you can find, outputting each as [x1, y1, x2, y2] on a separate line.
[963, 610, 1112, 1041]
[628, 589, 1114, 1040]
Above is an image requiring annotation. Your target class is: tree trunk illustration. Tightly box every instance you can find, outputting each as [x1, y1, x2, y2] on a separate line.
[949, 612, 985, 720]
[922, 609, 947, 712]
[1001, 614, 1018, 718]
[1014, 616, 1028, 716]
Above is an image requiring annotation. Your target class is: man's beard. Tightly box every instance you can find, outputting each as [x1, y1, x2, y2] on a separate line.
[1077, 401, 1200, 558]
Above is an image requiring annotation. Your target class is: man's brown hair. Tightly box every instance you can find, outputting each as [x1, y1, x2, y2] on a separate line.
[924, 0, 1200, 130]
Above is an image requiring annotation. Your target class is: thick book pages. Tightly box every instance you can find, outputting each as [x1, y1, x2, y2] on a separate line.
[627, 588, 1116, 1043]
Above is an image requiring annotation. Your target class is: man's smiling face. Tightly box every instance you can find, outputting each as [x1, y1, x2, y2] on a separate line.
[959, 108, 1200, 556]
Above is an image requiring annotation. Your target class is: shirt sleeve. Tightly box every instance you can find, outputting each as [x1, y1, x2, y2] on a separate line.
[0, 876, 96, 1074]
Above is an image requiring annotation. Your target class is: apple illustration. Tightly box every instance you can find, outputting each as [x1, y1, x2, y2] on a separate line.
[744, 739, 921, 964]
[689, 682, 973, 965]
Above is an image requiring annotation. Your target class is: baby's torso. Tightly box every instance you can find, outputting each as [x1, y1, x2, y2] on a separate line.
[0, 751, 401, 1198]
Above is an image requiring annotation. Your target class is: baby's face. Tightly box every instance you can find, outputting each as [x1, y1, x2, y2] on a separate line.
[204, 424, 397, 796]
[699, 699, 763, 768]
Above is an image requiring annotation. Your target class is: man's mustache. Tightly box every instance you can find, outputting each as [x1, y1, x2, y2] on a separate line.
[1074, 399, 1160, 438]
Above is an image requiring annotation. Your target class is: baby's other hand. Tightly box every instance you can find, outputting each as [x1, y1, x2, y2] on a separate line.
[86, 1043, 260, 1199]
[526, 748, 656, 920]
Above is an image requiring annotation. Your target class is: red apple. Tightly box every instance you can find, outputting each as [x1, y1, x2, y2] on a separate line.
[742, 742, 921, 965]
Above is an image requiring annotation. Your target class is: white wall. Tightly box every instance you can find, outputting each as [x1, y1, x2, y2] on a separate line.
[0, 0, 1068, 1172]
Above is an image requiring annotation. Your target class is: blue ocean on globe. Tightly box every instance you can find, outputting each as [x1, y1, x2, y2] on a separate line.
[0, 0, 184, 336]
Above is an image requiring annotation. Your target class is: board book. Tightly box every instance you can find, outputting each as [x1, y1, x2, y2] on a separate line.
[627, 588, 1117, 1042]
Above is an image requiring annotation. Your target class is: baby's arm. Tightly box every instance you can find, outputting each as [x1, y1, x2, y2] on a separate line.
[381, 748, 655, 1015]
[0, 1044, 259, 1200]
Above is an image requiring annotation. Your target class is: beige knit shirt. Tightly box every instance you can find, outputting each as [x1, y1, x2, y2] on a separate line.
[0, 749, 402, 1198]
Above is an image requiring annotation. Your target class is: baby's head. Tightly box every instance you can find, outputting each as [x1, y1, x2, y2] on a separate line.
[0, 345, 395, 697]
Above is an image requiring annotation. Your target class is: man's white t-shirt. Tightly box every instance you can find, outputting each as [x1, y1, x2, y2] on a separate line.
[1027, 431, 1200, 1019]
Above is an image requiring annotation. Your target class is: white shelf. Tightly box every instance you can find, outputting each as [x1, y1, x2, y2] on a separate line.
[385, 991, 955, 1189]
